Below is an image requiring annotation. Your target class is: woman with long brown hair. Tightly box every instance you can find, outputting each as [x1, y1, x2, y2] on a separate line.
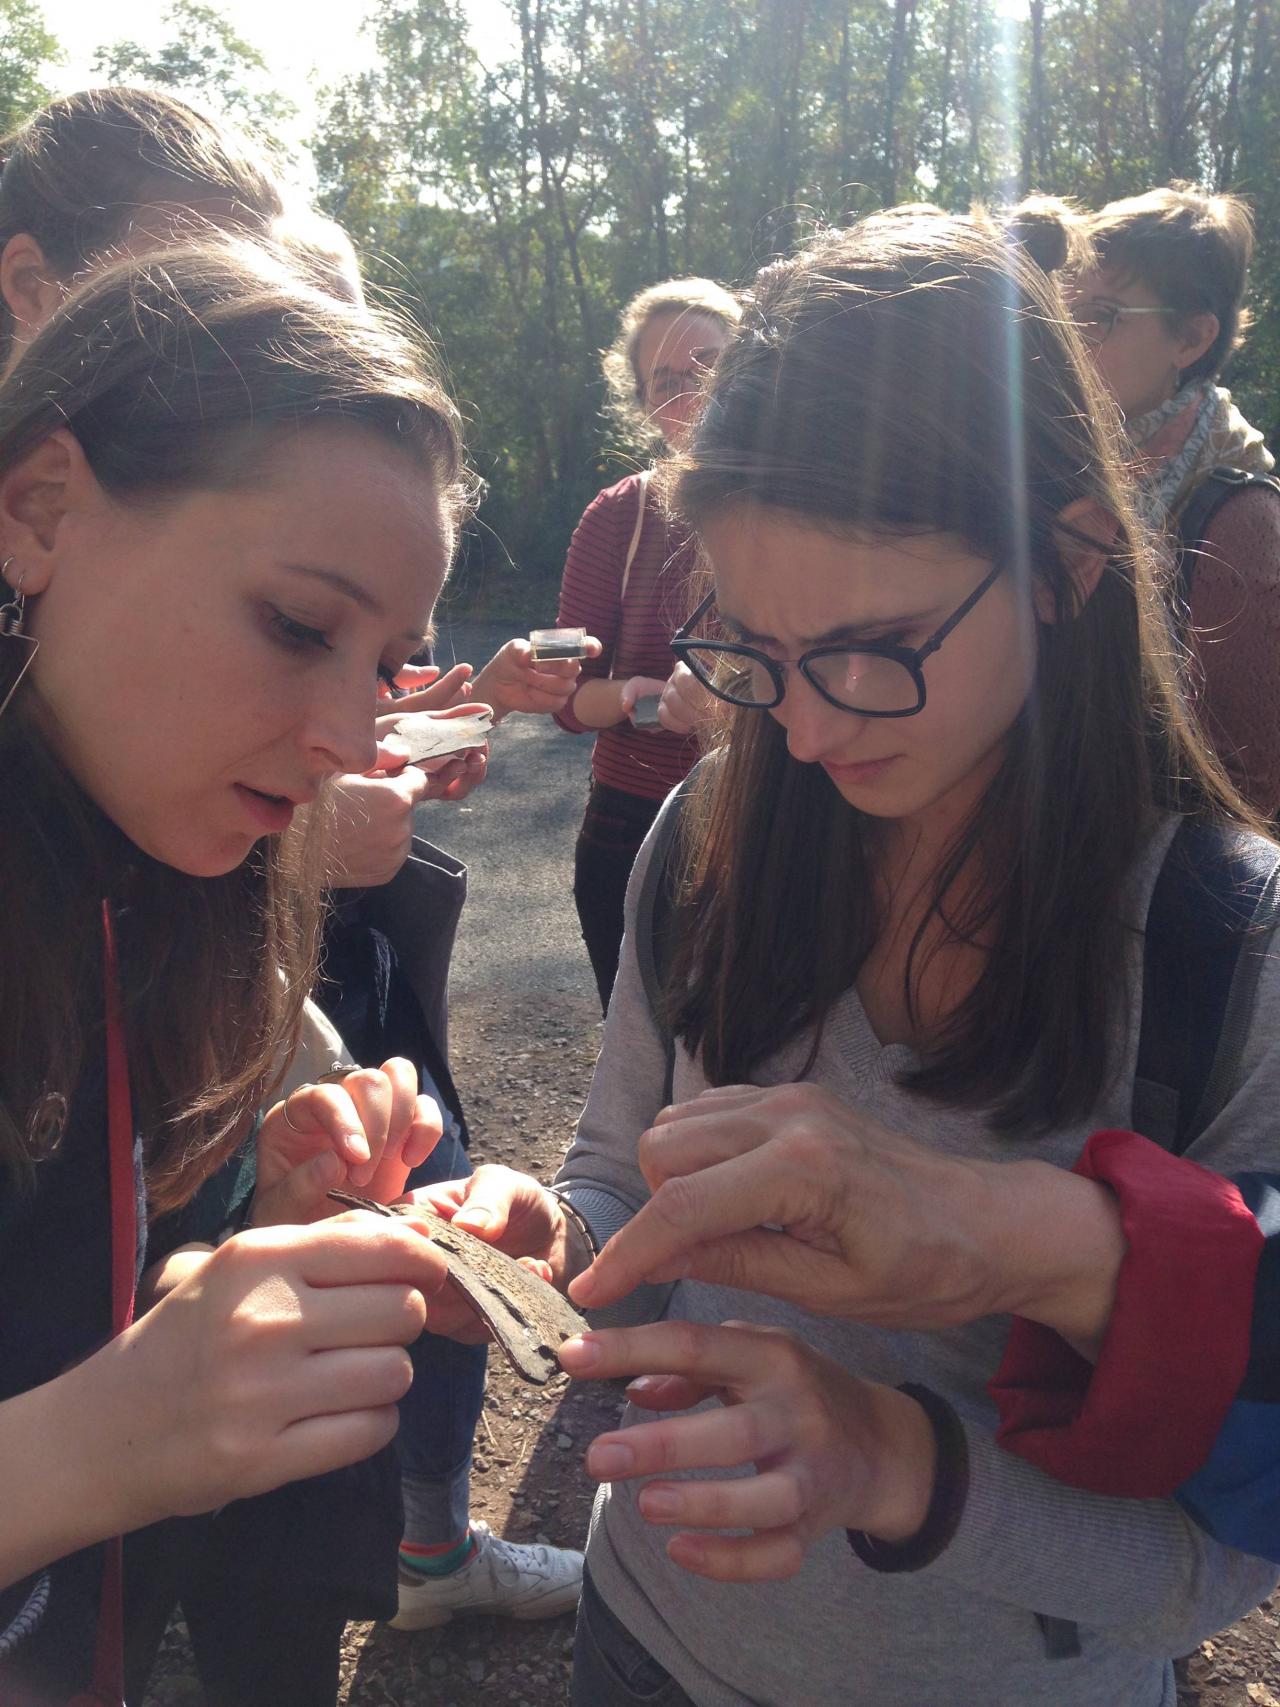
[421, 209, 1280, 1705]
[0, 85, 590, 1651]
[0, 236, 470, 1703]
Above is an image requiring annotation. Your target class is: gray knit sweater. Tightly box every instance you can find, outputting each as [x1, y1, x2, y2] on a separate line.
[556, 811, 1280, 1707]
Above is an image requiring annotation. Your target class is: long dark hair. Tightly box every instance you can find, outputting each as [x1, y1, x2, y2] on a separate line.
[0, 238, 472, 1209]
[0, 85, 284, 350]
[666, 210, 1259, 1132]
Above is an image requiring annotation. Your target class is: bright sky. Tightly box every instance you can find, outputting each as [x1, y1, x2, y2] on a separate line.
[37, 0, 516, 136]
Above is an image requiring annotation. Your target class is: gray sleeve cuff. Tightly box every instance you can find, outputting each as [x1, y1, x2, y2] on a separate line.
[557, 1181, 675, 1328]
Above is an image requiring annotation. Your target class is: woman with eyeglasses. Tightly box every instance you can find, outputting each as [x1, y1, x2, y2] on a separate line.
[417, 208, 1280, 1706]
[1049, 186, 1280, 816]
[552, 279, 740, 1011]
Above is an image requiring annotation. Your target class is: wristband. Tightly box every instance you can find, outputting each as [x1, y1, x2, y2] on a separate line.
[547, 1186, 601, 1260]
[846, 1383, 969, 1573]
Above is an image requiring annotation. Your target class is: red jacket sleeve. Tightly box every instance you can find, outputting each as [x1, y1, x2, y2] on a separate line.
[553, 479, 635, 736]
[990, 1130, 1263, 1497]
[1189, 485, 1280, 818]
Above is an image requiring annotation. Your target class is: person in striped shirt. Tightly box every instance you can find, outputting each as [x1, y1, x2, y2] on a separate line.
[553, 278, 741, 1009]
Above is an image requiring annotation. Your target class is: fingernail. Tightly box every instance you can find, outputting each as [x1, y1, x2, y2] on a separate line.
[568, 1269, 596, 1303]
[345, 1135, 371, 1163]
[640, 1487, 681, 1520]
[625, 1374, 665, 1396]
[455, 1208, 491, 1230]
[559, 1335, 601, 1370]
[587, 1442, 634, 1479]
[315, 1150, 342, 1184]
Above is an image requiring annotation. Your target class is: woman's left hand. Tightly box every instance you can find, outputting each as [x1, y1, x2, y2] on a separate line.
[558, 1320, 936, 1582]
[372, 705, 491, 805]
[254, 1059, 443, 1225]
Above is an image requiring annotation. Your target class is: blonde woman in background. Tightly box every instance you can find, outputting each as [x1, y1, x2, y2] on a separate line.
[553, 279, 741, 1009]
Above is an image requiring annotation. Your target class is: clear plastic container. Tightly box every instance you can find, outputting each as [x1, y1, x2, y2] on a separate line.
[529, 626, 589, 660]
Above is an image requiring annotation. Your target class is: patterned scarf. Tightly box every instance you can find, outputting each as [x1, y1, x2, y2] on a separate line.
[1126, 379, 1275, 531]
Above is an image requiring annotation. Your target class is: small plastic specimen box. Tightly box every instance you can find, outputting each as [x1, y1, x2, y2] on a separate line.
[529, 626, 589, 660]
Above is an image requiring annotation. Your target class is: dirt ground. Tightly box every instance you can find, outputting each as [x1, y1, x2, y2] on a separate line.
[144, 983, 1280, 1706]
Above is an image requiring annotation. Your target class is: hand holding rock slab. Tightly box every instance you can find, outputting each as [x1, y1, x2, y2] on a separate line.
[390, 708, 494, 765]
[327, 1188, 586, 1384]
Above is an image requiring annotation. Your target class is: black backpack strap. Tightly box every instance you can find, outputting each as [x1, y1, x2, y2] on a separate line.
[634, 770, 700, 1106]
[1176, 467, 1280, 604]
[1133, 821, 1280, 1155]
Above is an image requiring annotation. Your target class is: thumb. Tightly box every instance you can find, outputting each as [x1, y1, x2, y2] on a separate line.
[252, 1149, 345, 1228]
[450, 1167, 523, 1243]
[374, 732, 411, 773]
[394, 663, 442, 692]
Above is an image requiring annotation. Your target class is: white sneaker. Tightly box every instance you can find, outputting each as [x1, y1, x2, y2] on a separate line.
[389, 1521, 584, 1631]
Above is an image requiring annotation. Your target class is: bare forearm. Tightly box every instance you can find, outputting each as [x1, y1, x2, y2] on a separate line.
[0, 1350, 163, 1589]
[569, 677, 630, 729]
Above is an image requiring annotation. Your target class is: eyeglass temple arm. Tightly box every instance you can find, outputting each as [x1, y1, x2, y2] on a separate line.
[913, 562, 1004, 662]
[675, 589, 718, 641]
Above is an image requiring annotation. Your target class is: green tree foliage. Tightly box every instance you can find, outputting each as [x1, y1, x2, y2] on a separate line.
[312, 0, 1278, 601]
[0, 0, 60, 134]
[92, 0, 296, 137]
[8, 0, 1278, 602]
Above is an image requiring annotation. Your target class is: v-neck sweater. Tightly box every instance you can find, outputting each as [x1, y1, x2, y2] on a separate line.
[556, 808, 1280, 1707]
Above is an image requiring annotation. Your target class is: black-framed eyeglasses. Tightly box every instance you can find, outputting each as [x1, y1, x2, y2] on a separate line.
[671, 564, 1003, 718]
[1069, 303, 1176, 348]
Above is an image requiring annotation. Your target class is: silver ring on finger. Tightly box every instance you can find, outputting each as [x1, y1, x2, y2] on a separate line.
[283, 1086, 315, 1133]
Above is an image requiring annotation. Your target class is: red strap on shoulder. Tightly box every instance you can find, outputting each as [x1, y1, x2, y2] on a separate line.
[74, 903, 138, 1707]
[990, 1130, 1262, 1497]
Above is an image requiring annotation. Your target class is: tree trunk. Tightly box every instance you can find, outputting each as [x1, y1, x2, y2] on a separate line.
[938, 0, 958, 200]
[1020, 0, 1046, 191]
[882, 0, 917, 203]
[1217, 0, 1252, 186]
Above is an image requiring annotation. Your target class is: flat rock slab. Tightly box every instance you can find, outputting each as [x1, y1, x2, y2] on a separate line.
[328, 1188, 586, 1384]
[391, 708, 493, 764]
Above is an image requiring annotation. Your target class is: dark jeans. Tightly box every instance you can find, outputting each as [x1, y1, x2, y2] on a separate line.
[400, 1125, 489, 1538]
[123, 1494, 376, 1707]
[316, 906, 487, 1540]
[571, 1569, 695, 1706]
[574, 782, 664, 1013]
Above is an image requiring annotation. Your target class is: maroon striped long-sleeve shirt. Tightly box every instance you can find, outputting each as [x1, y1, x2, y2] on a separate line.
[553, 473, 702, 801]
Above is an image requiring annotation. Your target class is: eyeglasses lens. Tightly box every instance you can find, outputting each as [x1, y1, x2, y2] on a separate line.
[807, 651, 921, 713]
[681, 647, 774, 705]
[683, 646, 919, 713]
[1070, 308, 1115, 346]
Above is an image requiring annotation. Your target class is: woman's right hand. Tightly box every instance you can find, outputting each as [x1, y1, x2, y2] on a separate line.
[569, 1084, 1124, 1351]
[406, 1164, 576, 1342]
[619, 675, 672, 724]
[99, 1213, 449, 1523]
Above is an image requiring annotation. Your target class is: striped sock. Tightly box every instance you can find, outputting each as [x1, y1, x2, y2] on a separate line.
[399, 1530, 478, 1579]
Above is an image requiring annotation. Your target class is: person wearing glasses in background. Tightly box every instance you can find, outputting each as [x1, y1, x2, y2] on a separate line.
[1021, 187, 1280, 816]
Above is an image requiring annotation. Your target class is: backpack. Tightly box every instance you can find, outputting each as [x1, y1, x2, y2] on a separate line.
[636, 780, 1280, 1156]
[1175, 466, 1280, 610]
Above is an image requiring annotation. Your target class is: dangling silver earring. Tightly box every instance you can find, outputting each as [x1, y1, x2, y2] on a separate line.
[0, 556, 39, 720]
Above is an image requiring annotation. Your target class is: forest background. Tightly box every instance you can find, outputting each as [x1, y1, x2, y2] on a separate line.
[2, 0, 1277, 615]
